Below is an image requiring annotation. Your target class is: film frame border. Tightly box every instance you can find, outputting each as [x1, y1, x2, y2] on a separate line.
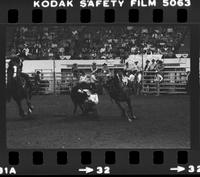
[0, 0, 199, 175]
[0, 0, 200, 24]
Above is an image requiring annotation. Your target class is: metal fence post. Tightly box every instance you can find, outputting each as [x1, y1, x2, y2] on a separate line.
[156, 81, 160, 96]
[53, 57, 56, 95]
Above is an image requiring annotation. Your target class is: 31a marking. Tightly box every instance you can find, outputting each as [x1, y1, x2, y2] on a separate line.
[0, 167, 16, 175]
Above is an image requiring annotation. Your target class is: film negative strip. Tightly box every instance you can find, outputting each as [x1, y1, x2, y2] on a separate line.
[0, 0, 199, 175]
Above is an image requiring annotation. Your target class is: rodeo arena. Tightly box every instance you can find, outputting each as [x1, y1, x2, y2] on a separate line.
[6, 26, 191, 148]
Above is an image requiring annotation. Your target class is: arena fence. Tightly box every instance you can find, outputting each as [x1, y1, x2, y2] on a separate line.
[28, 70, 189, 96]
[142, 71, 188, 95]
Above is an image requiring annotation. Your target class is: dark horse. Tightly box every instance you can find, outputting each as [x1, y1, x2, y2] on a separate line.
[7, 58, 34, 117]
[103, 72, 136, 122]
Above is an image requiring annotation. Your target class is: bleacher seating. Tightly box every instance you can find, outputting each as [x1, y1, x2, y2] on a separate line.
[6, 26, 190, 60]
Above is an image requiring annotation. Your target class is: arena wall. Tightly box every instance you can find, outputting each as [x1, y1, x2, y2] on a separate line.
[6, 57, 191, 73]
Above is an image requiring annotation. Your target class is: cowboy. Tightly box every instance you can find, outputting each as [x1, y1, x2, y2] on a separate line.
[155, 60, 164, 72]
[78, 70, 99, 108]
[78, 70, 96, 92]
[8, 55, 23, 73]
[123, 62, 130, 73]
[79, 70, 90, 84]
[17, 44, 30, 60]
[102, 63, 110, 76]
[8, 56, 25, 78]
[149, 59, 157, 83]
[90, 62, 98, 88]
[22, 43, 30, 57]
[71, 63, 79, 79]
[155, 60, 164, 82]
[113, 70, 123, 89]
[144, 60, 150, 71]
[132, 61, 142, 73]
[34, 71, 41, 85]
[91, 62, 98, 75]
[144, 59, 151, 83]
[128, 71, 135, 82]
[122, 70, 129, 86]
[7, 58, 16, 101]
[7, 56, 31, 101]
[149, 59, 156, 71]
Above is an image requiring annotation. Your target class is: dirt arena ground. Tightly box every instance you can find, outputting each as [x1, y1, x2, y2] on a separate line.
[6, 94, 190, 149]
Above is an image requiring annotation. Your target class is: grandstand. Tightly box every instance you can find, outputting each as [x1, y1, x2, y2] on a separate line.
[6, 26, 190, 60]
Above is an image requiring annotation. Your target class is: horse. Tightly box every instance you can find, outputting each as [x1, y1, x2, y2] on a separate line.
[103, 72, 136, 122]
[6, 59, 34, 117]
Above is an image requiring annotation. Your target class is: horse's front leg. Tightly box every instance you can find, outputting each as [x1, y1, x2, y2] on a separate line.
[25, 92, 34, 115]
[137, 83, 142, 95]
[79, 104, 87, 116]
[73, 102, 78, 115]
[26, 99, 34, 114]
[133, 82, 137, 95]
[16, 99, 26, 117]
[115, 100, 126, 118]
[127, 99, 136, 121]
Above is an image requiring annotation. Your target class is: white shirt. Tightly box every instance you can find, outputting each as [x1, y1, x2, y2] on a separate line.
[137, 73, 142, 83]
[122, 76, 129, 85]
[128, 74, 135, 82]
[90, 74, 97, 83]
[79, 75, 90, 83]
[88, 93, 99, 104]
[149, 63, 156, 70]
[23, 48, 30, 56]
[91, 67, 98, 74]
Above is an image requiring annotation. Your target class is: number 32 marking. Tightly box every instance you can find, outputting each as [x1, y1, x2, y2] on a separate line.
[96, 166, 110, 174]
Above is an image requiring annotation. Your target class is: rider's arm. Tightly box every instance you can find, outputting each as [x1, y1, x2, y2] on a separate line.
[91, 67, 98, 74]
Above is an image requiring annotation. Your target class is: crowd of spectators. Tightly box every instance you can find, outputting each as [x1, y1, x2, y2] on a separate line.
[7, 26, 189, 60]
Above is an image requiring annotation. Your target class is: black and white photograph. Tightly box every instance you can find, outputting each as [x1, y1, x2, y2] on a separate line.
[6, 25, 191, 149]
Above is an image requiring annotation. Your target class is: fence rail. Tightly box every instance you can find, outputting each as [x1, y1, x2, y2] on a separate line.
[27, 70, 189, 95]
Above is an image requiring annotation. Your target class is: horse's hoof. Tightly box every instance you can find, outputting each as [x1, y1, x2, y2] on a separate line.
[28, 108, 32, 114]
[133, 115, 136, 119]
[128, 118, 132, 122]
